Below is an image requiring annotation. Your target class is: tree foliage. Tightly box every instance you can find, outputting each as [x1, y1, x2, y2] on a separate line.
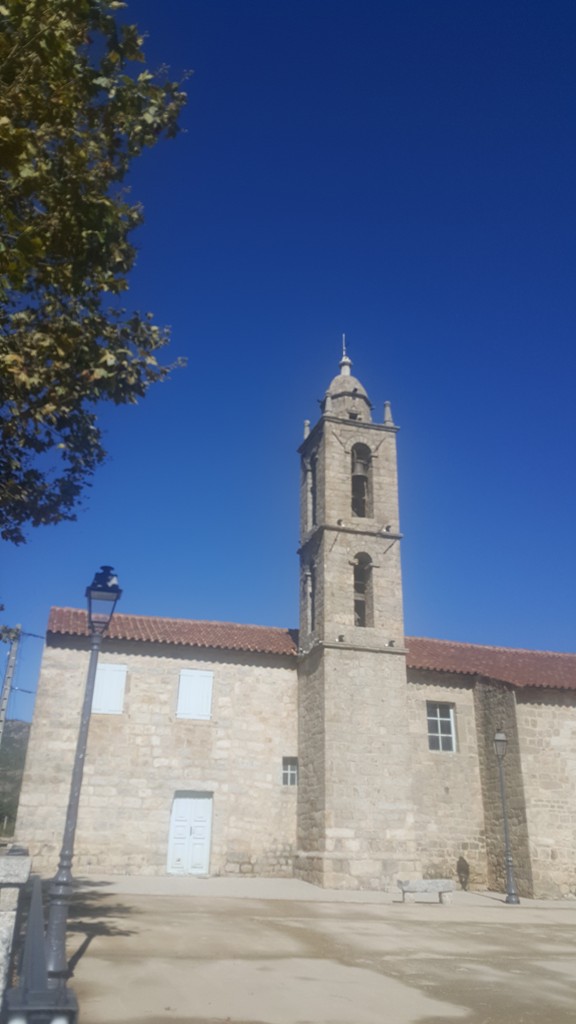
[0, 721, 30, 835]
[0, 0, 186, 543]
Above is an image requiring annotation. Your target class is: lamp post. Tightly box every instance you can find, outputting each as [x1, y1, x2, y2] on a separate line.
[4, 876, 78, 1024]
[44, 568, 121, 983]
[493, 730, 520, 905]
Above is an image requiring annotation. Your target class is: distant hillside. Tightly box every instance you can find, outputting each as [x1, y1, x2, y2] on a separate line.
[0, 721, 30, 835]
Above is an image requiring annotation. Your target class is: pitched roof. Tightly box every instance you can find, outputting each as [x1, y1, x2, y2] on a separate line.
[406, 636, 576, 691]
[47, 607, 298, 658]
[47, 608, 576, 690]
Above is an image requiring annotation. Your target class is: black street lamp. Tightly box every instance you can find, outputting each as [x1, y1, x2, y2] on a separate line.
[493, 730, 520, 905]
[3, 568, 121, 1024]
[44, 568, 121, 983]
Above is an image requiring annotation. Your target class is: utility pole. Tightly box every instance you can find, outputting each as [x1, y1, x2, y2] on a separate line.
[0, 626, 20, 750]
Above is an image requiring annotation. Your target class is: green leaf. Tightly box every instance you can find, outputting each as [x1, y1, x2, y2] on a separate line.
[0, 0, 187, 545]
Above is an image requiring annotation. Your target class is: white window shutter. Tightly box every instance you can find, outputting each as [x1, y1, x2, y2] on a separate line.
[92, 663, 127, 715]
[177, 670, 213, 720]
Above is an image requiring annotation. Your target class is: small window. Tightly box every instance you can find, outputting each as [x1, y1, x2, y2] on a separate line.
[92, 663, 126, 715]
[427, 702, 456, 752]
[353, 553, 373, 627]
[282, 757, 299, 785]
[177, 669, 213, 720]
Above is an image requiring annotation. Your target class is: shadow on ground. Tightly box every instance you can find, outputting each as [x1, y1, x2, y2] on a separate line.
[66, 878, 138, 974]
[10, 876, 138, 984]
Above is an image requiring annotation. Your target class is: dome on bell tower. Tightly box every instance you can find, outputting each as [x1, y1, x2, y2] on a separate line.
[322, 345, 373, 422]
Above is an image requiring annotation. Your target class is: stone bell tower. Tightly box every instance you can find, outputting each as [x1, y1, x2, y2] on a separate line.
[295, 347, 418, 889]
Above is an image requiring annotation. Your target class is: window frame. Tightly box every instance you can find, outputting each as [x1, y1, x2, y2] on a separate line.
[282, 756, 299, 786]
[426, 701, 457, 752]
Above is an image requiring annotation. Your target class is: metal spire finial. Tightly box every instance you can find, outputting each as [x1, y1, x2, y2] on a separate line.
[339, 333, 352, 376]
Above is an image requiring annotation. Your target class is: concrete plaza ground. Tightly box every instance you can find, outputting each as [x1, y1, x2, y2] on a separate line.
[67, 876, 576, 1024]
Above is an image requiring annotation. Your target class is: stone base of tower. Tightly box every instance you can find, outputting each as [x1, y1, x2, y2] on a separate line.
[294, 850, 421, 891]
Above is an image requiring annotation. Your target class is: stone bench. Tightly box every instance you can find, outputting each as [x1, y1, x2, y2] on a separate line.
[397, 878, 454, 904]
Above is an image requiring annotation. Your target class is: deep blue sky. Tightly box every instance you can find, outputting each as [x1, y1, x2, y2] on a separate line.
[2, 0, 576, 719]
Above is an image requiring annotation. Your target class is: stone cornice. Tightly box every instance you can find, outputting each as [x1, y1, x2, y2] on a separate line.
[298, 414, 398, 455]
[298, 639, 407, 660]
[298, 522, 402, 555]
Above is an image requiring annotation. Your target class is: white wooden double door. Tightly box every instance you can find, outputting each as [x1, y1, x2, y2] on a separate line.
[167, 792, 213, 875]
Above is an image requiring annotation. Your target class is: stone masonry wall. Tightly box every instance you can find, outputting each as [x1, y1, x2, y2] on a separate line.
[319, 420, 404, 642]
[297, 406, 416, 890]
[297, 645, 325, 855]
[16, 639, 297, 878]
[407, 671, 488, 889]
[473, 680, 533, 898]
[299, 417, 403, 650]
[296, 646, 418, 890]
[516, 689, 576, 897]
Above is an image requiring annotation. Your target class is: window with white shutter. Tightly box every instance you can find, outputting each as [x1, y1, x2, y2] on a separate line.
[91, 663, 127, 715]
[176, 669, 213, 720]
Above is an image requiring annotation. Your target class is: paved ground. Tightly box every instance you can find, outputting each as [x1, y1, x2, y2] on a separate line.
[65, 876, 576, 1024]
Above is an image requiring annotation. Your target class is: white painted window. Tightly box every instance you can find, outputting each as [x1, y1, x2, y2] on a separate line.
[282, 757, 299, 785]
[176, 669, 213, 720]
[92, 663, 127, 715]
[427, 702, 456, 752]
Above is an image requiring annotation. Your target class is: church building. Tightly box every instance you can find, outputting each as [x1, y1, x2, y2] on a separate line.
[16, 355, 576, 897]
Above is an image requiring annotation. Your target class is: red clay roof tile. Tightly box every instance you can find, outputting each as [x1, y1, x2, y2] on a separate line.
[406, 636, 576, 691]
[47, 609, 576, 689]
[47, 607, 298, 657]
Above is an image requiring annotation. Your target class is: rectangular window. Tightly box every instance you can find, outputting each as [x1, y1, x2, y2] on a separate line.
[282, 757, 299, 785]
[176, 669, 213, 720]
[92, 663, 127, 715]
[426, 702, 456, 752]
